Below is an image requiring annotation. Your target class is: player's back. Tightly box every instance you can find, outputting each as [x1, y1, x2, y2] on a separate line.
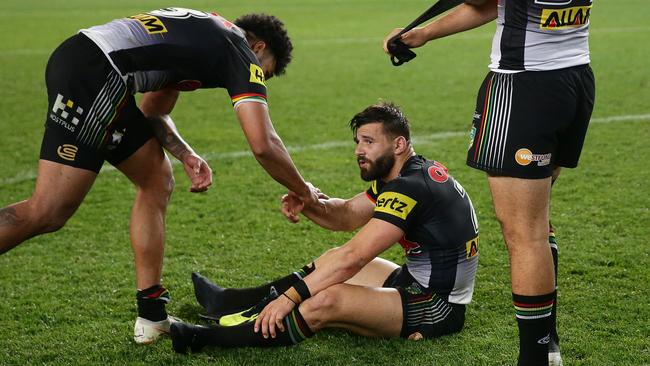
[81, 7, 261, 94]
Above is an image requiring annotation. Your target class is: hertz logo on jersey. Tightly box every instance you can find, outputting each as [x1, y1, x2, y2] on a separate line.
[540, 6, 591, 30]
[249, 64, 266, 86]
[130, 14, 168, 34]
[375, 192, 416, 220]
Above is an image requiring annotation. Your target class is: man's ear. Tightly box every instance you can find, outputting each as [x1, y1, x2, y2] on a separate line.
[252, 40, 267, 54]
[394, 136, 409, 155]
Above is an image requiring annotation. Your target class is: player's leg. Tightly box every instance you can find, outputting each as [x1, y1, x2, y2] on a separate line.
[171, 284, 403, 353]
[110, 118, 176, 344]
[194, 256, 398, 318]
[301, 283, 403, 337]
[0, 160, 97, 251]
[1, 33, 108, 252]
[548, 167, 562, 363]
[488, 175, 555, 366]
[192, 262, 316, 317]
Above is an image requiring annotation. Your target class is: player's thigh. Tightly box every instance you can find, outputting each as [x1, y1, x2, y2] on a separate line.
[487, 175, 551, 236]
[345, 257, 400, 287]
[31, 160, 97, 219]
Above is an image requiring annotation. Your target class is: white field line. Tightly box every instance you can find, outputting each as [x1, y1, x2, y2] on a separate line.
[0, 26, 648, 56]
[0, 113, 648, 187]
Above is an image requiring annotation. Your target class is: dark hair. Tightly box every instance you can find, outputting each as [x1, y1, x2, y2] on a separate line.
[235, 14, 293, 76]
[349, 101, 411, 142]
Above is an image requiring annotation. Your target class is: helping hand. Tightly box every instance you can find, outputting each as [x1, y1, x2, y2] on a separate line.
[282, 183, 329, 223]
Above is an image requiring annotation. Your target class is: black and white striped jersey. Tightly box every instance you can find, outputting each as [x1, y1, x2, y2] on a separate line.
[366, 156, 480, 304]
[489, 0, 592, 72]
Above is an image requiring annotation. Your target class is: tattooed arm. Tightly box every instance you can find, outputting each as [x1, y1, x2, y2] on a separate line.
[140, 89, 212, 192]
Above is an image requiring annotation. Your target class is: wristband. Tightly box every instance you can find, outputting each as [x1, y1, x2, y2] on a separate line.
[282, 292, 297, 305]
[283, 287, 301, 304]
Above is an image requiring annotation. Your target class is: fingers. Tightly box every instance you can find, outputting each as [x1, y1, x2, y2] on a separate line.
[383, 28, 403, 53]
[281, 191, 304, 223]
[186, 155, 213, 193]
[254, 298, 292, 339]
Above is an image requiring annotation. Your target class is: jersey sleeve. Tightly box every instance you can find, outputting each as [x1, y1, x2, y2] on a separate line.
[365, 180, 379, 203]
[371, 180, 419, 231]
[221, 44, 268, 109]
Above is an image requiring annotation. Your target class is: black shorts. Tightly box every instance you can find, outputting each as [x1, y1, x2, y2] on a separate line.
[40, 33, 153, 173]
[466, 64, 596, 179]
[383, 265, 466, 339]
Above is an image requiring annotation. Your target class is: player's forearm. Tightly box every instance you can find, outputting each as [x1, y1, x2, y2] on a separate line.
[304, 245, 370, 294]
[301, 198, 354, 231]
[422, 0, 497, 41]
[252, 135, 311, 199]
[147, 115, 195, 162]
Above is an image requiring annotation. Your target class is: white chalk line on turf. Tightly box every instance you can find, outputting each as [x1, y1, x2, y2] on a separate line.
[1, 113, 648, 187]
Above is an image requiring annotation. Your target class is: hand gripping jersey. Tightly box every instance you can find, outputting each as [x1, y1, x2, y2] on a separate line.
[80, 7, 267, 108]
[489, 0, 592, 72]
[366, 156, 480, 304]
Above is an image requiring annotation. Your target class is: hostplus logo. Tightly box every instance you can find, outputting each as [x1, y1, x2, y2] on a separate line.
[49, 93, 83, 132]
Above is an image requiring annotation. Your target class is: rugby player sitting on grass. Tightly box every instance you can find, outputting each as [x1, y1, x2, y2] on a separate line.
[171, 102, 481, 352]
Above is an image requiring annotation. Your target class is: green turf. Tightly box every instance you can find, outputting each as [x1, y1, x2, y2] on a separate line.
[1, 0, 649, 365]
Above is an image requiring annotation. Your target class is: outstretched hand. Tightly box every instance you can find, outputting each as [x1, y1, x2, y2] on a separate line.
[182, 153, 213, 192]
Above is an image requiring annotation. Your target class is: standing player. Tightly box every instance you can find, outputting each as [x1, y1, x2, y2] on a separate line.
[0, 8, 320, 344]
[170, 102, 480, 352]
[383, 1, 595, 365]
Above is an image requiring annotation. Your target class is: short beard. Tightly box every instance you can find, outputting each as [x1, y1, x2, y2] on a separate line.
[360, 152, 395, 182]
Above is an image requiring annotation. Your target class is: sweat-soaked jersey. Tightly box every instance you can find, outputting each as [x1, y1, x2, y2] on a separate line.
[80, 7, 267, 108]
[366, 156, 479, 304]
[489, 0, 591, 72]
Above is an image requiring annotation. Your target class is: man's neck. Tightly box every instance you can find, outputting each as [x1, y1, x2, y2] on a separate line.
[381, 150, 416, 182]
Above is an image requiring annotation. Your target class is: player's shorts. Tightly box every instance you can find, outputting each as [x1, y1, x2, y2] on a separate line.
[383, 265, 466, 339]
[466, 64, 595, 179]
[40, 33, 153, 173]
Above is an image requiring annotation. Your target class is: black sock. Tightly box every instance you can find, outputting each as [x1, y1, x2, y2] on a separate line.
[193, 262, 315, 315]
[136, 285, 169, 322]
[549, 225, 560, 349]
[199, 307, 313, 348]
[514, 291, 555, 366]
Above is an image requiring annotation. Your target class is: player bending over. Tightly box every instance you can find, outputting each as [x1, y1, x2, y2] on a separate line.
[170, 101, 481, 352]
[0, 7, 320, 345]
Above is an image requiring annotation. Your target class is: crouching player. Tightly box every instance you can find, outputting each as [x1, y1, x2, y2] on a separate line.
[171, 102, 480, 352]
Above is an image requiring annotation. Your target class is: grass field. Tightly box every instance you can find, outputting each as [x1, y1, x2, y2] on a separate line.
[1, 0, 649, 365]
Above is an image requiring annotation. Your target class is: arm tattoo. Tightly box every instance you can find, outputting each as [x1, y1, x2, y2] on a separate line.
[0, 207, 23, 228]
[148, 117, 190, 161]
